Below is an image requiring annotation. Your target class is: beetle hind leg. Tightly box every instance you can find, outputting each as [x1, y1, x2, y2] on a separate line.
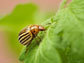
[25, 41, 32, 53]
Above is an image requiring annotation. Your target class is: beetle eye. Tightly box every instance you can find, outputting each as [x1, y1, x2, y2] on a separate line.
[33, 31, 35, 32]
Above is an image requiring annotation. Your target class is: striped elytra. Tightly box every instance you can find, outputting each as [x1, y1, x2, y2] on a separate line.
[18, 25, 45, 46]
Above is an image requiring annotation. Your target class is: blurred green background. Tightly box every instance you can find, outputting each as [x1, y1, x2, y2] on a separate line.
[0, 0, 64, 63]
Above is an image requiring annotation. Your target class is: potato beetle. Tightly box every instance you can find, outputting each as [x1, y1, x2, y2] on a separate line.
[18, 25, 45, 46]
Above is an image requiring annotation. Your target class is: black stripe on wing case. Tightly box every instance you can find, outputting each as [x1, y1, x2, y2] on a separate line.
[20, 34, 30, 43]
[23, 40, 31, 45]
[19, 33, 29, 40]
[21, 35, 31, 44]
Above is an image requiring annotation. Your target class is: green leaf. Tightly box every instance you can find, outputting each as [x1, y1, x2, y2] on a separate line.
[19, 0, 84, 63]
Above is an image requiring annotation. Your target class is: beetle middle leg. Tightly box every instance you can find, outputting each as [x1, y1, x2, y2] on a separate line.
[35, 36, 41, 44]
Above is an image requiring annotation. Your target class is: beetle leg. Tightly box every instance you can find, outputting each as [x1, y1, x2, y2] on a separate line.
[34, 38, 39, 45]
[25, 41, 32, 53]
[35, 36, 41, 45]
[37, 36, 41, 41]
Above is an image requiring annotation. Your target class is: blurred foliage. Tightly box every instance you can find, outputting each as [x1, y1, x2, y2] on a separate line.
[0, 3, 38, 54]
[0, 3, 55, 55]
[19, 0, 84, 63]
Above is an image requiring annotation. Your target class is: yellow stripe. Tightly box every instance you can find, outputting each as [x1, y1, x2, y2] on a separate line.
[19, 31, 30, 41]
[23, 32, 33, 45]
[19, 30, 30, 37]
[21, 34, 31, 43]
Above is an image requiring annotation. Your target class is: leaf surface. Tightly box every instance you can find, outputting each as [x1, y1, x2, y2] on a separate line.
[20, 0, 84, 63]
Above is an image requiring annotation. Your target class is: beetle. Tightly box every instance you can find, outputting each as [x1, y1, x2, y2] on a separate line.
[18, 25, 45, 46]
